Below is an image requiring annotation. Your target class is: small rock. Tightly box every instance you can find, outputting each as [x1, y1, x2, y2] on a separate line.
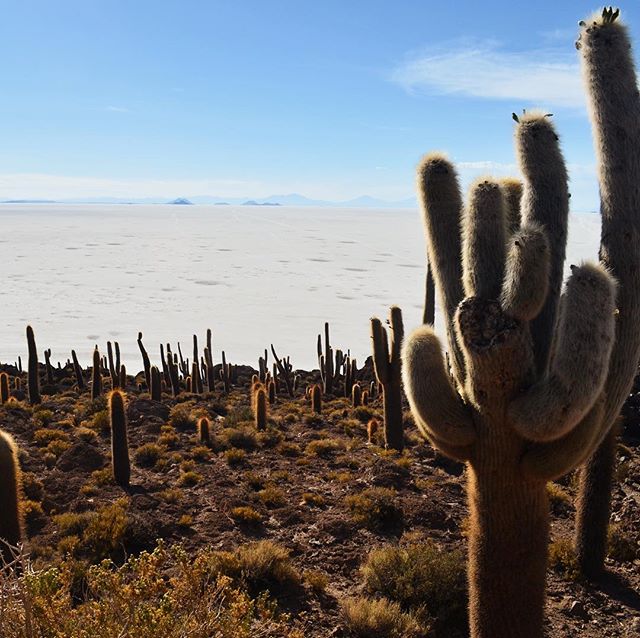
[567, 600, 589, 620]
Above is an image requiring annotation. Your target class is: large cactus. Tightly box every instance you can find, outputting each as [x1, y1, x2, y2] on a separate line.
[0, 429, 24, 565]
[403, 105, 624, 635]
[370, 306, 405, 451]
[573, 8, 640, 578]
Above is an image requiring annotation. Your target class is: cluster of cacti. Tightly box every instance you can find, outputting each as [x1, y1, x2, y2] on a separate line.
[270, 345, 295, 397]
[0, 429, 24, 565]
[370, 307, 404, 451]
[401, 9, 640, 636]
[109, 390, 130, 488]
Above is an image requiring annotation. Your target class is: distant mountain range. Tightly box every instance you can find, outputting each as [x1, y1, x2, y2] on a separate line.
[1, 193, 418, 208]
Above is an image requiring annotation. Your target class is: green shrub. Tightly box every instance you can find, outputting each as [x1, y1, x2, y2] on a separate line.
[607, 524, 638, 563]
[224, 449, 246, 466]
[341, 596, 423, 638]
[220, 428, 257, 451]
[345, 487, 402, 530]
[134, 443, 164, 467]
[169, 405, 196, 431]
[548, 537, 580, 581]
[178, 471, 202, 487]
[361, 542, 467, 633]
[230, 506, 262, 526]
[306, 438, 343, 457]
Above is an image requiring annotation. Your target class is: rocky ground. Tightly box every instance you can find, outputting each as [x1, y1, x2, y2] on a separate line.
[1, 359, 639, 637]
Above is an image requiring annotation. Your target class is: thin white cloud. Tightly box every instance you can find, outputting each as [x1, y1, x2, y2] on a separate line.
[392, 40, 584, 109]
[105, 106, 129, 113]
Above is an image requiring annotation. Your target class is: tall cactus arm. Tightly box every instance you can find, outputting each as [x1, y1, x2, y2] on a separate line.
[402, 326, 476, 447]
[514, 113, 569, 374]
[500, 223, 550, 322]
[389, 305, 404, 365]
[520, 397, 605, 481]
[578, 12, 640, 428]
[509, 263, 616, 442]
[462, 178, 507, 299]
[499, 177, 523, 235]
[371, 318, 390, 384]
[417, 153, 467, 385]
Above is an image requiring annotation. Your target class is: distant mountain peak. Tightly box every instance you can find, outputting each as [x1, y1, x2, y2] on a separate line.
[168, 197, 193, 205]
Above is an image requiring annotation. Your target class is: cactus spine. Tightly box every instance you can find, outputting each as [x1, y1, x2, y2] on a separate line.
[91, 347, 102, 400]
[371, 307, 405, 451]
[574, 8, 640, 579]
[26, 325, 40, 405]
[109, 390, 130, 488]
[0, 430, 24, 564]
[404, 94, 622, 636]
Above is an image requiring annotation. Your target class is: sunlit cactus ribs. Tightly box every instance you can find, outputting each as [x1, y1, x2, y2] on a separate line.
[402, 25, 640, 628]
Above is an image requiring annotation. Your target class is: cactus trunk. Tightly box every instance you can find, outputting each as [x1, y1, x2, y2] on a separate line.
[469, 462, 547, 638]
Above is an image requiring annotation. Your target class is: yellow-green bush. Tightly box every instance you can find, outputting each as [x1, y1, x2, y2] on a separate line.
[361, 542, 467, 634]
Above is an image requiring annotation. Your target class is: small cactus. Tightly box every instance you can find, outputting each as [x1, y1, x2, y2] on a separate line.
[254, 386, 267, 431]
[91, 347, 102, 400]
[311, 384, 322, 414]
[137, 332, 151, 390]
[0, 373, 9, 404]
[351, 382, 362, 408]
[71, 350, 85, 391]
[109, 390, 130, 488]
[197, 417, 210, 445]
[150, 366, 161, 401]
[371, 307, 405, 451]
[26, 326, 40, 405]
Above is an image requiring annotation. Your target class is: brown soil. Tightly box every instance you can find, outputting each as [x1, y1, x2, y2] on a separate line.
[2, 361, 639, 637]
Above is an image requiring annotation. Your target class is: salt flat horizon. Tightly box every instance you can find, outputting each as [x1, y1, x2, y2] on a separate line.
[1, 204, 601, 373]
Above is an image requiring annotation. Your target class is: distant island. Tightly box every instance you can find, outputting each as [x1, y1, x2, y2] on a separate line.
[242, 200, 281, 206]
[167, 198, 193, 205]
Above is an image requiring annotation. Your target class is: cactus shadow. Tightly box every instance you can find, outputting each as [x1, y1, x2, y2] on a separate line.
[595, 571, 640, 612]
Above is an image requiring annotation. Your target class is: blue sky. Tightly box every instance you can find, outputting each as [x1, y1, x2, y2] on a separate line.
[1, 1, 637, 208]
